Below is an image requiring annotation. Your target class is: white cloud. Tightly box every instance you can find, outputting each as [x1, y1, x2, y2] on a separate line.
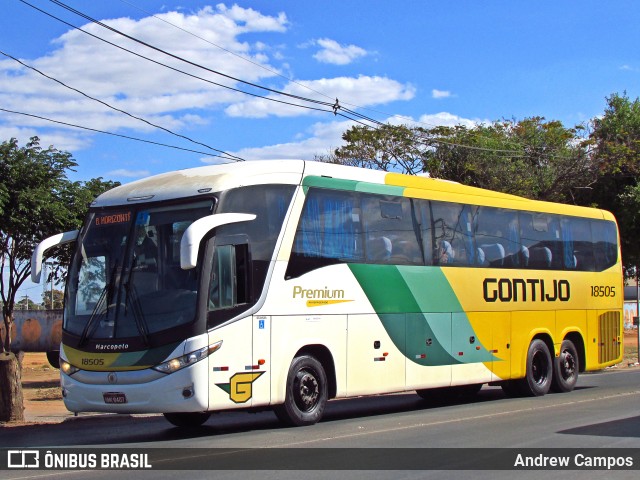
[106, 169, 151, 178]
[416, 112, 482, 128]
[226, 76, 415, 118]
[432, 89, 453, 99]
[208, 111, 482, 162]
[203, 119, 356, 161]
[0, 5, 289, 149]
[311, 38, 368, 65]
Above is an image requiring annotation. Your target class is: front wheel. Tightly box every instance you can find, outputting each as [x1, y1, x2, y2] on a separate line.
[520, 339, 553, 396]
[163, 412, 211, 428]
[551, 339, 579, 393]
[274, 355, 328, 427]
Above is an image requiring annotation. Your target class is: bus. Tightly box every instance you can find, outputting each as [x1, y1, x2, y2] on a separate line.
[31, 160, 623, 427]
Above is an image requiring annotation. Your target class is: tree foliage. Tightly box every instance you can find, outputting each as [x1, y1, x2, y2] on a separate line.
[422, 118, 595, 203]
[588, 93, 640, 275]
[0, 137, 118, 352]
[316, 124, 428, 175]
[42, 288, 65, 310]
[321, 100, 640, 275]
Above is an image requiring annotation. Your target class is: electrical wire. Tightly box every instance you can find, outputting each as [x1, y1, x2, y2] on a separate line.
[49, 0, 581, 158]
[0, 49, 244, 161]
[117, 0, 338, 104]
[16, 0, 340, 118]
[49, 0, 338, 110]
[0, 107, 240, 160]
[15, 0, 585, 161]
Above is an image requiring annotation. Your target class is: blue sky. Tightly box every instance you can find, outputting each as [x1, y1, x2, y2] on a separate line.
[2, 0, 640, 300]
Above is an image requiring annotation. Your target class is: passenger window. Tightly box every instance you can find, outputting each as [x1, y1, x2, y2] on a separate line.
[475, 208, 522, 268]
[429, 202, 477, 266]
[362, 195, 422, 265]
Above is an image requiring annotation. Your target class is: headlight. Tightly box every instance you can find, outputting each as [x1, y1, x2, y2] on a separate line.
[60, 360, 79, 376]
[152, 341, 222, 374]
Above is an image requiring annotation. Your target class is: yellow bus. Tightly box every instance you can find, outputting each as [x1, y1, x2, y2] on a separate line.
[32, 160, 623, 427]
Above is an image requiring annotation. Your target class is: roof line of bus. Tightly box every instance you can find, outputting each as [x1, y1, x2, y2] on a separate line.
[91, 160, 613, 221]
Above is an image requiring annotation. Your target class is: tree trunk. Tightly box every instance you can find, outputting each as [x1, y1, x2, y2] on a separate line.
[0, 352, 25, 423]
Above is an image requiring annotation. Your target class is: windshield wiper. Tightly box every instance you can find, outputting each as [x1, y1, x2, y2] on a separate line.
[123, 256, 150, 346]
[78, 264, 117, 347]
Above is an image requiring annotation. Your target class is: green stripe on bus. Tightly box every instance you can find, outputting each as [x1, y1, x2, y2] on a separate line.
[348, 264, 494, 366]
[302, 176, 406, 196]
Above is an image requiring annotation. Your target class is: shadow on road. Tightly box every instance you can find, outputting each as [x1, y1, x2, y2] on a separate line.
[558, 415, 640, 438]
[0, 387, 517, 447]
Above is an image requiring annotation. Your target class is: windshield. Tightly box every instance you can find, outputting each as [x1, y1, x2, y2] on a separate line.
[64, 201, 213, 342]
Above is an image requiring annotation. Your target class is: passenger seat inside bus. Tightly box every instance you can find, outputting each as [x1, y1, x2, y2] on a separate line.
[479, 243, 505, 267]
[367, 236, 393, 262]
[528, 246, 553, 269]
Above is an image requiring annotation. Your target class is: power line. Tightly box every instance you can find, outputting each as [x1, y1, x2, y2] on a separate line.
[118, 0, 337, 104]
[47, 0, 393, 130]
[17, 0, 339, 118]
[17, 1, 582, 161]
[0, 107, 239, 160]
[49, 1, 582, 158]
[0, 49, 244, 162]
[49, 0, 338, 110]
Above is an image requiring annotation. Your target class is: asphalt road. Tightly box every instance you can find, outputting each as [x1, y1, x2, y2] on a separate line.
[2, 368, 639, 479]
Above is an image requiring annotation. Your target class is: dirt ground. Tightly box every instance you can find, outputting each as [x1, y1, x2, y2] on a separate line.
[12, 329, 640, 423]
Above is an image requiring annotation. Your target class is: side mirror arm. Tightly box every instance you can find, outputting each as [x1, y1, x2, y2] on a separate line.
[180, 213, 256, 269]
[31, 230, 79, 283]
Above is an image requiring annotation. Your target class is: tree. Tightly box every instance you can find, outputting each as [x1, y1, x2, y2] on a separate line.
[15, 296, 41, 311]
[422, 117, 596, 203]
[588, 93, 640, 276]
[321, 118, 596, 204]
[0, 136, 118, 422]
[316, 124, 428, 175]
[42, 288, 65, 310]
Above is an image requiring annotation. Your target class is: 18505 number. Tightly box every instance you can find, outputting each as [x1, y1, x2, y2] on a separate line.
[590, 285, 616, 297]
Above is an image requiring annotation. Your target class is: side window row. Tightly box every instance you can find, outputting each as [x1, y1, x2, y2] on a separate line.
[286, 187, 618, 279]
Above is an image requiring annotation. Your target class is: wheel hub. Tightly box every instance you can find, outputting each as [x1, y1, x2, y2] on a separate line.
[295, 370, 319, 411]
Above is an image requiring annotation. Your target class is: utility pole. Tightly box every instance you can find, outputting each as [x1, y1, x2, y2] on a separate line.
[637, 268, 639, 364]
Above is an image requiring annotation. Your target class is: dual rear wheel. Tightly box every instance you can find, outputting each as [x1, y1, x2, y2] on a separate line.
[502, 338, 579, 397]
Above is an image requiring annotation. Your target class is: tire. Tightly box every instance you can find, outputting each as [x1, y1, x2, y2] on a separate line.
[520, 338, 553, 396]
[274, 355, 328, 427]
[46, 351, 60, 369]
[163, 412, 211, 428]
[551, 339, 579, 393]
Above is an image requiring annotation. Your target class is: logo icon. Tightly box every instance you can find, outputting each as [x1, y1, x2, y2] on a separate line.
[216, 372, 264, 403]
[8, 450, 39, 469]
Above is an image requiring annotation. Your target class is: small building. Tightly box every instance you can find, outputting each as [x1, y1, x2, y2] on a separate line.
[624, 285, 640, 329]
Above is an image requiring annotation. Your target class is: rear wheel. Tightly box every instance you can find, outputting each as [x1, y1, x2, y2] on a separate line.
[551, 339, 579, 393]
[274, 355, 327, 427]
[163, 412, 211, 428]
[520, 339, 553, 396]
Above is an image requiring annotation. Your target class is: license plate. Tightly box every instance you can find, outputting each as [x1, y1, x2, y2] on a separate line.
[103, 392, 127, 404]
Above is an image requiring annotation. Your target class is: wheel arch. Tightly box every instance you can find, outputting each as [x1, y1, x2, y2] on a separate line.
[293, 344, 337, 400]
[531, 332, 555, 363]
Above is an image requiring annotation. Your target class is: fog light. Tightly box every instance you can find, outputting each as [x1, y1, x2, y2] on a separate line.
[182, 387, 194, 399]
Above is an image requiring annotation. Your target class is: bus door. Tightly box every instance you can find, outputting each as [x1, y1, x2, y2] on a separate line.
[205, 237, 259, 409]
